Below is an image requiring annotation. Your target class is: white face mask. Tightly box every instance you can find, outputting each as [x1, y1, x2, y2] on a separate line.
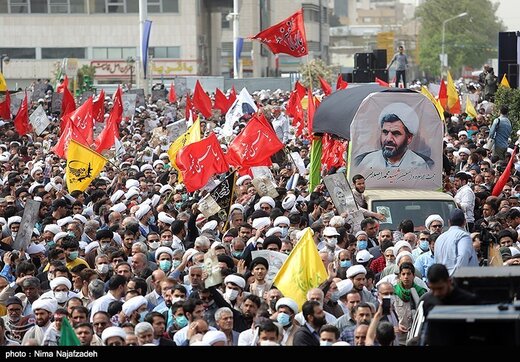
[320, 340, 333, 346]
[161, 240, 172, 247]
[225, 288, 239, 301]
[97, 264, 109, 274]
[54, 291, 68, 304]
[171, 297, 185, 304]
[325, 238, 337, 246]
[149, 241, 160, 250]
[48, 273, 55, 281]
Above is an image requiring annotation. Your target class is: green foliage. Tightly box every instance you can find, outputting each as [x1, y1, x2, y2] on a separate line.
[494, 86, 520, 141]
[416, 0, 504, 78]
[299, 59, 335, 89]
[77, 65, 96, 92]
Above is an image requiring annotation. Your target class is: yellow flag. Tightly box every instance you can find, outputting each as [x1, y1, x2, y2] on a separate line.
[168, 117, 201, 182]
[273, 228, 328, 308]
[421, 86, 445, 121]
[446, 71, 460, 113]
[0, 72, 7, 91]
[500, 73, 511, 88]
[66, 140, 107, 192]
[465, 95, 477, 119]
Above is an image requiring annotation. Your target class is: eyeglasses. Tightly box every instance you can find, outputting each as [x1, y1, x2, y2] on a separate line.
[430, 224, 442, 229]
[480, 168, 489, 171]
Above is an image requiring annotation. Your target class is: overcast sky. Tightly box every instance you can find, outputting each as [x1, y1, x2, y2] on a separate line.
[490, 0, 519, 31]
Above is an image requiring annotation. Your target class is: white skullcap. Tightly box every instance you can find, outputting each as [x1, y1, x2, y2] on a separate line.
[229, 204, 245, 214]
[110, 190, 125, 204]
[44, 224, 61, 235]
[202, 331, 227, 346]
[53, 231, 68, 243]
[140, 164, 153, 172]
[125, 179, 140, 189]
[274, 216, 290, 227]
[130, 165, 140, 172]
[32, 298, 58, 314]
[101, 326, 127, 344]
[275, 297, 299, 314]
[30, 167, 43, 178]
[0, 217, 6, 226]
[7, 216, 22, 228]
[78, 241, 87, 250]
[396, 251, 413, 265]
[29, 183, 42, 194]
[379, 102, 420, 135]
[336, 279, 353, 297]
[333, 341, 351, 346]
[282, 194, 296, 210]
[183, 248, 198, 262]
[27, 243, 46, 255]
[135, 204, 151, 220]
[329, 216, 345, 228]
[151, 194, 161, 208]
[458, 130, 468, 137]
[323, 226, 340, 237]
[155, 246, 174, 260]
[125, 188, 140, 201]
[224, 274, 246, 289]
[49, 276, 72, 290]
[84, 241, 99, 255]
[355, 230, 367, 238]
[346, 265, 367, 278]
[265, 227, 283, 237]
[425, 214, 444, 229]
[236, 175, 252, 186]
[510, 247, 520, 257]
[159, 184, 173, 194]
[252, 217, 271, 230]
[153, 160, 164, 168]
[57, 216, 74, 227]
[32, 228, 40, 236]
[159, 152, 169, 160]
[73, 214, 87, 224]
[110, 203, 127, 213]
[158, 212, 175, 225]
[83, 207, 94, 218]
[385, 247, 395, 256]
[394, 240, 413, 255]
[258, 196, 275, 209]
[356, 250, 374, 263]
[122, 296, 147, 316]
[458, 147, 470, 155]
[201, 220, 218, 232]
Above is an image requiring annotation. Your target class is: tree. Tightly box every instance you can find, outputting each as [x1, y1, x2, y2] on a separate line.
[416, 0, 504, 78]
[494, 86, 519, 141]
[298, 59, 335, 89]
[77, 65, 96, 93]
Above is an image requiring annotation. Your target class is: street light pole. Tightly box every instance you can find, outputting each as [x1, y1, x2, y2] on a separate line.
[440, 12, 468, 77]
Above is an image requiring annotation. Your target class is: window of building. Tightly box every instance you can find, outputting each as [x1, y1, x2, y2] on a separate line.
[162, 0, 178, 12]
[150, 47, 180, 59]
[107, 0, 124, 13]
[0, 48, 36, 59]
[126, 0, 138, 12]
[30, 0, 48, 13]
[147, 0, 160, 13]
[70, 0, 84, 13]
[89, 0, 177, 13]
[0, 2, 7, 13]
[48, 0, 68, 13]
[93, 47, 136, 59]
[41, 47, 86, 59]
[10, 0, 29, 13]
[302, 4, 320, 23]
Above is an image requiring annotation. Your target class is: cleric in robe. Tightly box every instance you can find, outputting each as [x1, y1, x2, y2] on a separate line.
[354, 102, 434, 170]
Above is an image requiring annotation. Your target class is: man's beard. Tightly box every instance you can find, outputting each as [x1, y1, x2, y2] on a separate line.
[382, 140, 408, 160]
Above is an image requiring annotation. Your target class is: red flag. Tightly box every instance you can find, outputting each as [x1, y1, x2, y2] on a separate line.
[61, 86, 76, 117]
[92, 89, 105, 123]
[321, 134, 346, 170]
[169, 83, 177, 103]
[286, 90, 304, 137]
[56, 75, 69, 94]
[13, 93, 31, 136]
[307, 87, 315, 139]
[185, 93, 195, 120]
[193, 80, 213, 119]
[214, 88, 234, 115]
[94, 87, 122, 153]
[375, 77, 389, 87]
[251, 9, 307, 57]
[0, 90, 10, 120]
[230, 85, 237, 99]
[176, 133, 229, 192]
[294, 80, 307, 100]
[226, 113, 284, 169]
[336, 74, 348, 90]
[52, 119, 89, 159]
[66, 97, 94, 145]
[438, 80, 448, 110]
[319, 77, 332, 96]
[492, 147, 517, 197]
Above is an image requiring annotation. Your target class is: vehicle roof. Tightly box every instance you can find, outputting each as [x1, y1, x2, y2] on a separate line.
[363, 189, 455, 201]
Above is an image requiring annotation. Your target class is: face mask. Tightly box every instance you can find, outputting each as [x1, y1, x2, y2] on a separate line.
[161, 240, 172, 247]
[97, 264, 109, 274]
[276, 312, 291, 327]
[173, 260, 181, 269]
[329, 291, 340, 303]
[280, 227, 289, 238]
[148, 216, 156, 224]
[11, 232, 17, 240]
[172, 297, 184, 304]
[175, 315, 188, 328]
[68, 251, 79, 260]
[54, 291, 68, 304]
[159, 260, 172, 272]
[232, 251, 243, 258]
[175, 202, 183, 210]
[357, 240, 368, 250]
[259, 340, 279, 346]
[225, 288, 239, 301]
[269, 299, 278, 311]
[149, 241, 160, 250]
[326, 238, 337, 246]
[139, 311, 148, 322]
[419, 240, 430, 252]
[99, 243, 111, 252]
[46, 240, 56, 248]
[340, 260, 351, 268]
[48, 273, 55, 281]
[320, 340, 333, 346]
[67, 231, 76, 239]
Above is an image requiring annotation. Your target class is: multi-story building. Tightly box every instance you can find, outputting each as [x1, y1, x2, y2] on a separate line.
[0, 0, 329, 90]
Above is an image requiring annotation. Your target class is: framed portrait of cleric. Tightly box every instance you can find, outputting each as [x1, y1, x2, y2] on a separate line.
[348, 92, 443, 190]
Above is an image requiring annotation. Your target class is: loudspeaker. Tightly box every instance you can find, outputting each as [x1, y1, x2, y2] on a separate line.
[498, 32, 518, 84]
[353, 68, 374, 83]
[373, 49, 388, 69]
[427, 304, 520, 346]
[354, 52, 374, 70]
[372, 69, 389, 83]
[508, 63, 519, 89]
[341, 72, 353, 83]
[453, 267, 520, 304]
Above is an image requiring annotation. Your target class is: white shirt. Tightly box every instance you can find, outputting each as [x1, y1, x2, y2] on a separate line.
[454, 184, 475, 223]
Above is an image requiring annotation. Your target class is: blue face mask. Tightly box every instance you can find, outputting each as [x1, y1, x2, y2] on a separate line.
[357, 240, 368, 250]
[47, 241, 56, 248]
[276, 312, 291, 327]
[148, 216, 156, 224]
[139, 311, 148, 322]
[175, 315, 188, 328]
[173, 260, 181, 269]
[419, 240, 429, 252]
[232, 251, 243, 258]
[159, 260, 172, 272]
[67, 231, 76, 239]
[330, 291, 340, 303]
[340, 260, 351, 268]
[175, 202, 183, 210]
[280, 227, 289, 238]
[68, 251, 79, 260]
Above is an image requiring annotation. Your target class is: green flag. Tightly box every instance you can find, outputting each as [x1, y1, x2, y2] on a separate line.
[59, 317, 81, 346]
[308, 136, 322, 193]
